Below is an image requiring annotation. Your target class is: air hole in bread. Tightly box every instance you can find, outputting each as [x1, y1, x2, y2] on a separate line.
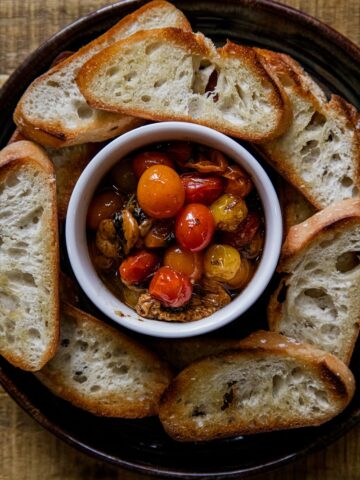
[124, 71, 137, 82]
[154, 79, 166, 88]
[178, 71, 186, 79]
[145, 42, 162, 56]
[6, 334, 15, 343]
[28, 328, 41, 339]
[6, 174, 20, 188]
[291, 367, 304, 383]
[304, 288, 326, 298]
[90, 385, 101, 392]
[352, 186, 359, 197]
[141, 95, 151, 102]
[336, 251, 360, 272]
[46, 80, 60, 88]
[331, 153, 341, 162]
[77, 104, 93, 119]
[304, 261, 317, 271]
[272, 374, 286, 399]
[235, 84, 244, 102]
[75, 340, 89, 352]
[340, 176, 353, 187]
[108, 362, 129, 375]
[73, 373, 87, 384]
[320, 323, 340, 339]
[191, 405, 206, 417]
[106, 66, 120, 77]
[7, 271, 36, 288]
[61, 338, 70, 347]
[0, 292, 19, 312]
[305, 111, 326, 131]
[0, 236, 3, 247]
[300, 140, 319, 156]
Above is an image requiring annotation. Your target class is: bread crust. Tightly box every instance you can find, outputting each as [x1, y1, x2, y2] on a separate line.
[159, 331, 355, 441]
[77, 29, 292, 143]
[0, 141, 60, 371]
[256, 50, 360, 209]
[13, 1, 191, 148]
[36, 303, 173, 417]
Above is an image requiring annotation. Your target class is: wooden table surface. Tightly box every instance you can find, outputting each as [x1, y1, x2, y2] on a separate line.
[1, 1, 359, 479]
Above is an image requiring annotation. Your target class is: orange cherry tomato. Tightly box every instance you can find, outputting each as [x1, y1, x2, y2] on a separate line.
[181, 173, 224, 205]
[149, 266, 193, 308]
[119, 250, 160, 285]
[137, 165, 185, 219]
[86, 190, 123, 230]
[175, 204, 215, 252]
[132, 151, 175, 178]
[164, 245, 203, 281]
[144, 221, 174, 249]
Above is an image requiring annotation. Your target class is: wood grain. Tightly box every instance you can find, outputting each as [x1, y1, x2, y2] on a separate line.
[1, 1, 360, 479]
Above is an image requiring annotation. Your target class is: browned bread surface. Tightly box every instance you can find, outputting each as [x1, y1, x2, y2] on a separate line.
[159, 331, 355, 441]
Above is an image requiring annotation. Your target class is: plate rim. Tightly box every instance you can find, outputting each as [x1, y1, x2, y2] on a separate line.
[1, 0, 360, 477]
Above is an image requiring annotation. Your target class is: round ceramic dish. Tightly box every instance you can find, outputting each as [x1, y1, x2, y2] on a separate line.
[66, 122, 282, 338]
[0, 1, 359, 478]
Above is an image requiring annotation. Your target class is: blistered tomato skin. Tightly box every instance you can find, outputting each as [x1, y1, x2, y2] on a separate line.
[119, 250, 160, 285]
[204, 244, 241, 282]
[175, 204, 215, 252]
[210, 193, 248, 232]
[164, 245, 203, 281]
[149, 266, 193, 308]
[165, 141, 193, 165]
[181, 173, 224, 205]
[220, 211, 261, 248]
[132, 151, 175, 178]
[137, 165, 185, 219]
[86, 190, 123, 230]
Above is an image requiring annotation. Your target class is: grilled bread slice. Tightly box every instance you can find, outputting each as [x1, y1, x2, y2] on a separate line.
[268, 199, 360, 364]
[36, 303, 173, 417]
[0, 141, 59, 370]
[257, 49, 360, 209]
[77, 28, 291, 142]
[13, 1, 191, 148]
[159, 331, 355, 441]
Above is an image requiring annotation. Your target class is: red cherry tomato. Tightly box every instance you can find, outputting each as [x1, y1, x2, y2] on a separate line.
[220, 211, 261, 248]
[119, 250, 160, 285]
[86, 190, 122, 230]
[175, 204, 215, 252]
[132, 151, 174, 178]
[149, 266, 193, 308]
[137, 165, 185, 219]
[165, 141, 193, 165]
[181, 173, 224, 205]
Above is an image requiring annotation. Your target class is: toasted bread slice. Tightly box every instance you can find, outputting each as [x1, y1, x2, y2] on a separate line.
[159, 331, 355, 441]
[257, 49, 360, 209]
[36, 303, 173, 417]
[13, 1, 191, 148]
[0, 141, 59, 370]
[278, 178, 317, 234]
[77, 29, 291, 142]
[268, 199, 360, 364]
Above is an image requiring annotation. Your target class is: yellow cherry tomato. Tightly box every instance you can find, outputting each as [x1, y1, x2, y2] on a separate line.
[204, 244, 241, 282]
[210, 194, 248, 232]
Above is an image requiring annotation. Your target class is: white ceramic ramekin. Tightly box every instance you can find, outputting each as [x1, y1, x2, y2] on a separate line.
[66, 122, 282, 338]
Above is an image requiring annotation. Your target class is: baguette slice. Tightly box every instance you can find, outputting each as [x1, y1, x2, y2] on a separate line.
[13, 1, 191, 148]
[159, 331, 355, 441]
[0, 141, 59, 370]
[36, 303, 173, 417]
[278, 178, 317, 234]
[257, 49, 360, 209]
[77, 29, 291, 142]
[268, 199, 360, 364]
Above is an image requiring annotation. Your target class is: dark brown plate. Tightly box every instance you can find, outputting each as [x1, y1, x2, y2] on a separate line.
[0, 1, 359, 478]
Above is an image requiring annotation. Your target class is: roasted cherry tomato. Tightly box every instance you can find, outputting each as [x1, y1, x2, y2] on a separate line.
[181, 173, 224, 205]
[165, 141, 193, 165]
[144, 221, 174, 249]
[204, 244, 241, 282]
[132, 151, 175, 178]
[210, 193, 248, 232]
[226, 257, 254, 289]
[175, 204, 215, 252]
[164, 245, 203, 281]
[220, 211, 261, 248]
[119, 250, 160, 285]
[111, 158, 138, 193]
[86, 190, 123, 230]
[149, 266, 192, 308]
[223, 164, 253, 198]
[137, 165, 185, 219]
[242, 231, 264, 259]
